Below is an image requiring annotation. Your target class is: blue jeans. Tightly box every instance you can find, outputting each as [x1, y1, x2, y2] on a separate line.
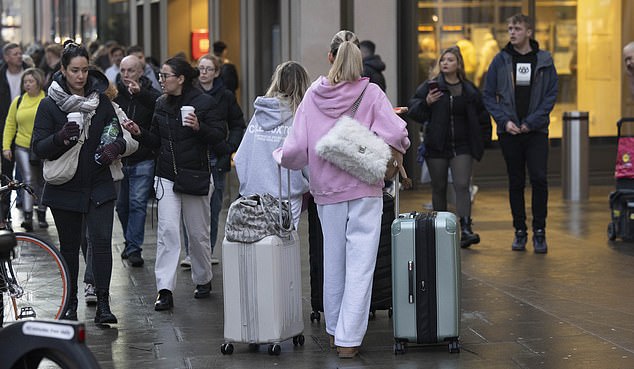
[209, 166, 226, 254]
[116, 160, 155, 256]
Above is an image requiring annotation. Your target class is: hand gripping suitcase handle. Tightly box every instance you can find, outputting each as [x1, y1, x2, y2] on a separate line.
[277, 164, 293, 231]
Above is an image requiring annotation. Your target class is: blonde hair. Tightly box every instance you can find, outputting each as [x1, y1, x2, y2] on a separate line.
[198, 53, 222, 72]
[327, 30, 362, 85]
[432, 46, 467, 82]
[265, 61, 310, 113]
[21, 67, 45, 90]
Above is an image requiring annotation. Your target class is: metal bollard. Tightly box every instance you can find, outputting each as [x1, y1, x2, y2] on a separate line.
[562, 111, 589, 201]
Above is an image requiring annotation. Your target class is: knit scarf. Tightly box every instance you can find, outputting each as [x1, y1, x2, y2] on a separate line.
[48, 80, 99, 136]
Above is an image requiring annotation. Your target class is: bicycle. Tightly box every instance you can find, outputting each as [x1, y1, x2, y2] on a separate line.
[0, 180, 101, 368]
[0, 180, 70, 326]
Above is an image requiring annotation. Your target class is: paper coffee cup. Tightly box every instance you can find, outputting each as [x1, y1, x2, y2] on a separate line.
[67, 112, 83, 130]
[180, 106, 195, 126]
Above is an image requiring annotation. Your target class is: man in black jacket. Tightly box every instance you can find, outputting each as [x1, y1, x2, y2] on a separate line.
[0, 43, 28, 226]
[360, 40, 387, 92]
[114, 55, 161, 267]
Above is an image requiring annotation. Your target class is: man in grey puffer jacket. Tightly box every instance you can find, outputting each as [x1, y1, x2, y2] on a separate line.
[483, 13, 558, 254]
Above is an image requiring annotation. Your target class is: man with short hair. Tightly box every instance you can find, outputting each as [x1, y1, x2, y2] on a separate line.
[483, 14, 558, 254]
[105, 45, 125, 83]
[126, 45, 161, 91]
[624, 42, 634, 97]
[0, 43, 28, 226]
[359, 40, 387, 92]
[114, 55, 161, 267]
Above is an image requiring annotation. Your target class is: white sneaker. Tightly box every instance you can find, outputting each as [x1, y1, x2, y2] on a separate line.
[180, 255, 191, 269]
[210, 256, 220, 265]
[84, 283, 97, 305]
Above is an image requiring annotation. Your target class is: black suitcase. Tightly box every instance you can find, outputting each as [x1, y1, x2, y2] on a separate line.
[307, 192, 395, 322]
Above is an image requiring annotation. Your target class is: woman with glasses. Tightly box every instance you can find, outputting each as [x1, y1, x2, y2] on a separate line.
[407, 46, 491, 248]
[32, 40, 127, 323]
[180, 54, 245, 267]
[123, 57, 226, 311]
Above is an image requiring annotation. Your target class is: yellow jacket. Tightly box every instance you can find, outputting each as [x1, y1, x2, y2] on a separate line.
[3, 91, 45, 150]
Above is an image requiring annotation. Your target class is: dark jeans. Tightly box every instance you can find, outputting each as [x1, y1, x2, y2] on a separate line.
[499, 132, 549, 231]
[116, 160, 155, 256]
[52, 200, 115, 297]
[209, 166, 226, 254]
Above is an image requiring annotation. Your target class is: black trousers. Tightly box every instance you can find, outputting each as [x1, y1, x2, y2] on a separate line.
[499, 132, 549, 231]
[52, 200, 115, 298]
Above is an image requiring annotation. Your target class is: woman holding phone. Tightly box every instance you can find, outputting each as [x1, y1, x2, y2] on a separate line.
[407, 46, 491, 249]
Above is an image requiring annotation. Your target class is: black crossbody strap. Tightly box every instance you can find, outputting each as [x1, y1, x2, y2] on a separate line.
[165, 113, 179, 176]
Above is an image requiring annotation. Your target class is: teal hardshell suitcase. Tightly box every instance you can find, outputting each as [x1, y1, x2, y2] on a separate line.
[391, 210, 461, 354]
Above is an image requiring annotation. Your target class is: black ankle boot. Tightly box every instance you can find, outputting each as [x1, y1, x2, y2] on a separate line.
[20, 211, 33, 232]
[63, 296, 78, 321]
[36, 210, 48, 228]
[95, 289, 117, 324]
[459, 217, 480, 248]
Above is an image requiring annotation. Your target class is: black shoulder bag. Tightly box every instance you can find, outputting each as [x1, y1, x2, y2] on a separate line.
[166, 116, 211, 196]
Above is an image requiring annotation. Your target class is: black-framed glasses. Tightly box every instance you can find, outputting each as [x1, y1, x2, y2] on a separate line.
[158, 73, 177, 80]
[198, 66, 216, 74]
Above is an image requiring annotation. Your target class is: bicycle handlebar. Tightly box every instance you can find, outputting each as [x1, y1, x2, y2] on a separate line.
[0, 180, 37, 199]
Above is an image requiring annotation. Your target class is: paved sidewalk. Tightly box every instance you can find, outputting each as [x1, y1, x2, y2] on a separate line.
[23, 184, 634, 368]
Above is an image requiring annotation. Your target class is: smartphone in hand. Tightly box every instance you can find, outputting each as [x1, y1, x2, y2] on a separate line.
[428, 80, 439, 92]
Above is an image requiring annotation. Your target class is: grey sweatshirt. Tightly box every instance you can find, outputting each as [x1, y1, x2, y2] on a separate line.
[234, 96, 309, 200]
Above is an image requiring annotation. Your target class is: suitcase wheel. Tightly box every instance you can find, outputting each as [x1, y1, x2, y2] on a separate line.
[448, 339, 460, 353]
[310, 311, 321, 323]
[388, 307, 393, 318]
[268, 344, 281, 356]
[220, 343, 234, 355]
[608, 222, 617, 241]
[393, 342, 406, 355]
[292, 335, 305, 346]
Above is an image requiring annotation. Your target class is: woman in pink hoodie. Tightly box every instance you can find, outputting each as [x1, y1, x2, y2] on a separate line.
[276, 30, 410, 358]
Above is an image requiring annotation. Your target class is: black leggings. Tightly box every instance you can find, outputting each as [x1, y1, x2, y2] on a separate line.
[426, 154, 473, 218]
[52, 200, 115, 297]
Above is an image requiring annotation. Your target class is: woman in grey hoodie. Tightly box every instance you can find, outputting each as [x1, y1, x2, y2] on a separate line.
[234, 61, 310, 228]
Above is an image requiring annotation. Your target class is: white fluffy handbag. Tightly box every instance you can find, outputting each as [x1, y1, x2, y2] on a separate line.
[316, 114, 391, 185]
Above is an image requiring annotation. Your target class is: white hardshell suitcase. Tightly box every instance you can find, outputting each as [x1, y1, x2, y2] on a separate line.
[220, 168, 304, 356]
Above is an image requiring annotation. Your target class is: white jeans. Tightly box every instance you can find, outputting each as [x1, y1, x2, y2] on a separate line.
[317, 196, 382, 347]
[154, 177, 214, 292]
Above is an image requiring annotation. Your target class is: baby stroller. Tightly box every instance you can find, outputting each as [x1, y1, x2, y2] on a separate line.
[608, 117, 634, 241]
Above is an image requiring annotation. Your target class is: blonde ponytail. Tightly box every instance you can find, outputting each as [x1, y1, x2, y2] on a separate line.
[327, 30, 362, 85]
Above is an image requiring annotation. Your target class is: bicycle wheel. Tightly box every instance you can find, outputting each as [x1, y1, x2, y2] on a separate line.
[1, 233, 69, 325]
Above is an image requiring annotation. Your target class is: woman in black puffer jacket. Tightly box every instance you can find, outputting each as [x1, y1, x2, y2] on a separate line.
[194, 54, 245, 264]
[408, 46, 491, 249]
[124, 57, 226, 312]
[32, 41, 126, 323]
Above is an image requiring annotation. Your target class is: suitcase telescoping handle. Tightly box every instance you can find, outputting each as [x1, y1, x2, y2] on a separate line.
[408, 260, 415, 304]
[277, 164, 293, 231]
